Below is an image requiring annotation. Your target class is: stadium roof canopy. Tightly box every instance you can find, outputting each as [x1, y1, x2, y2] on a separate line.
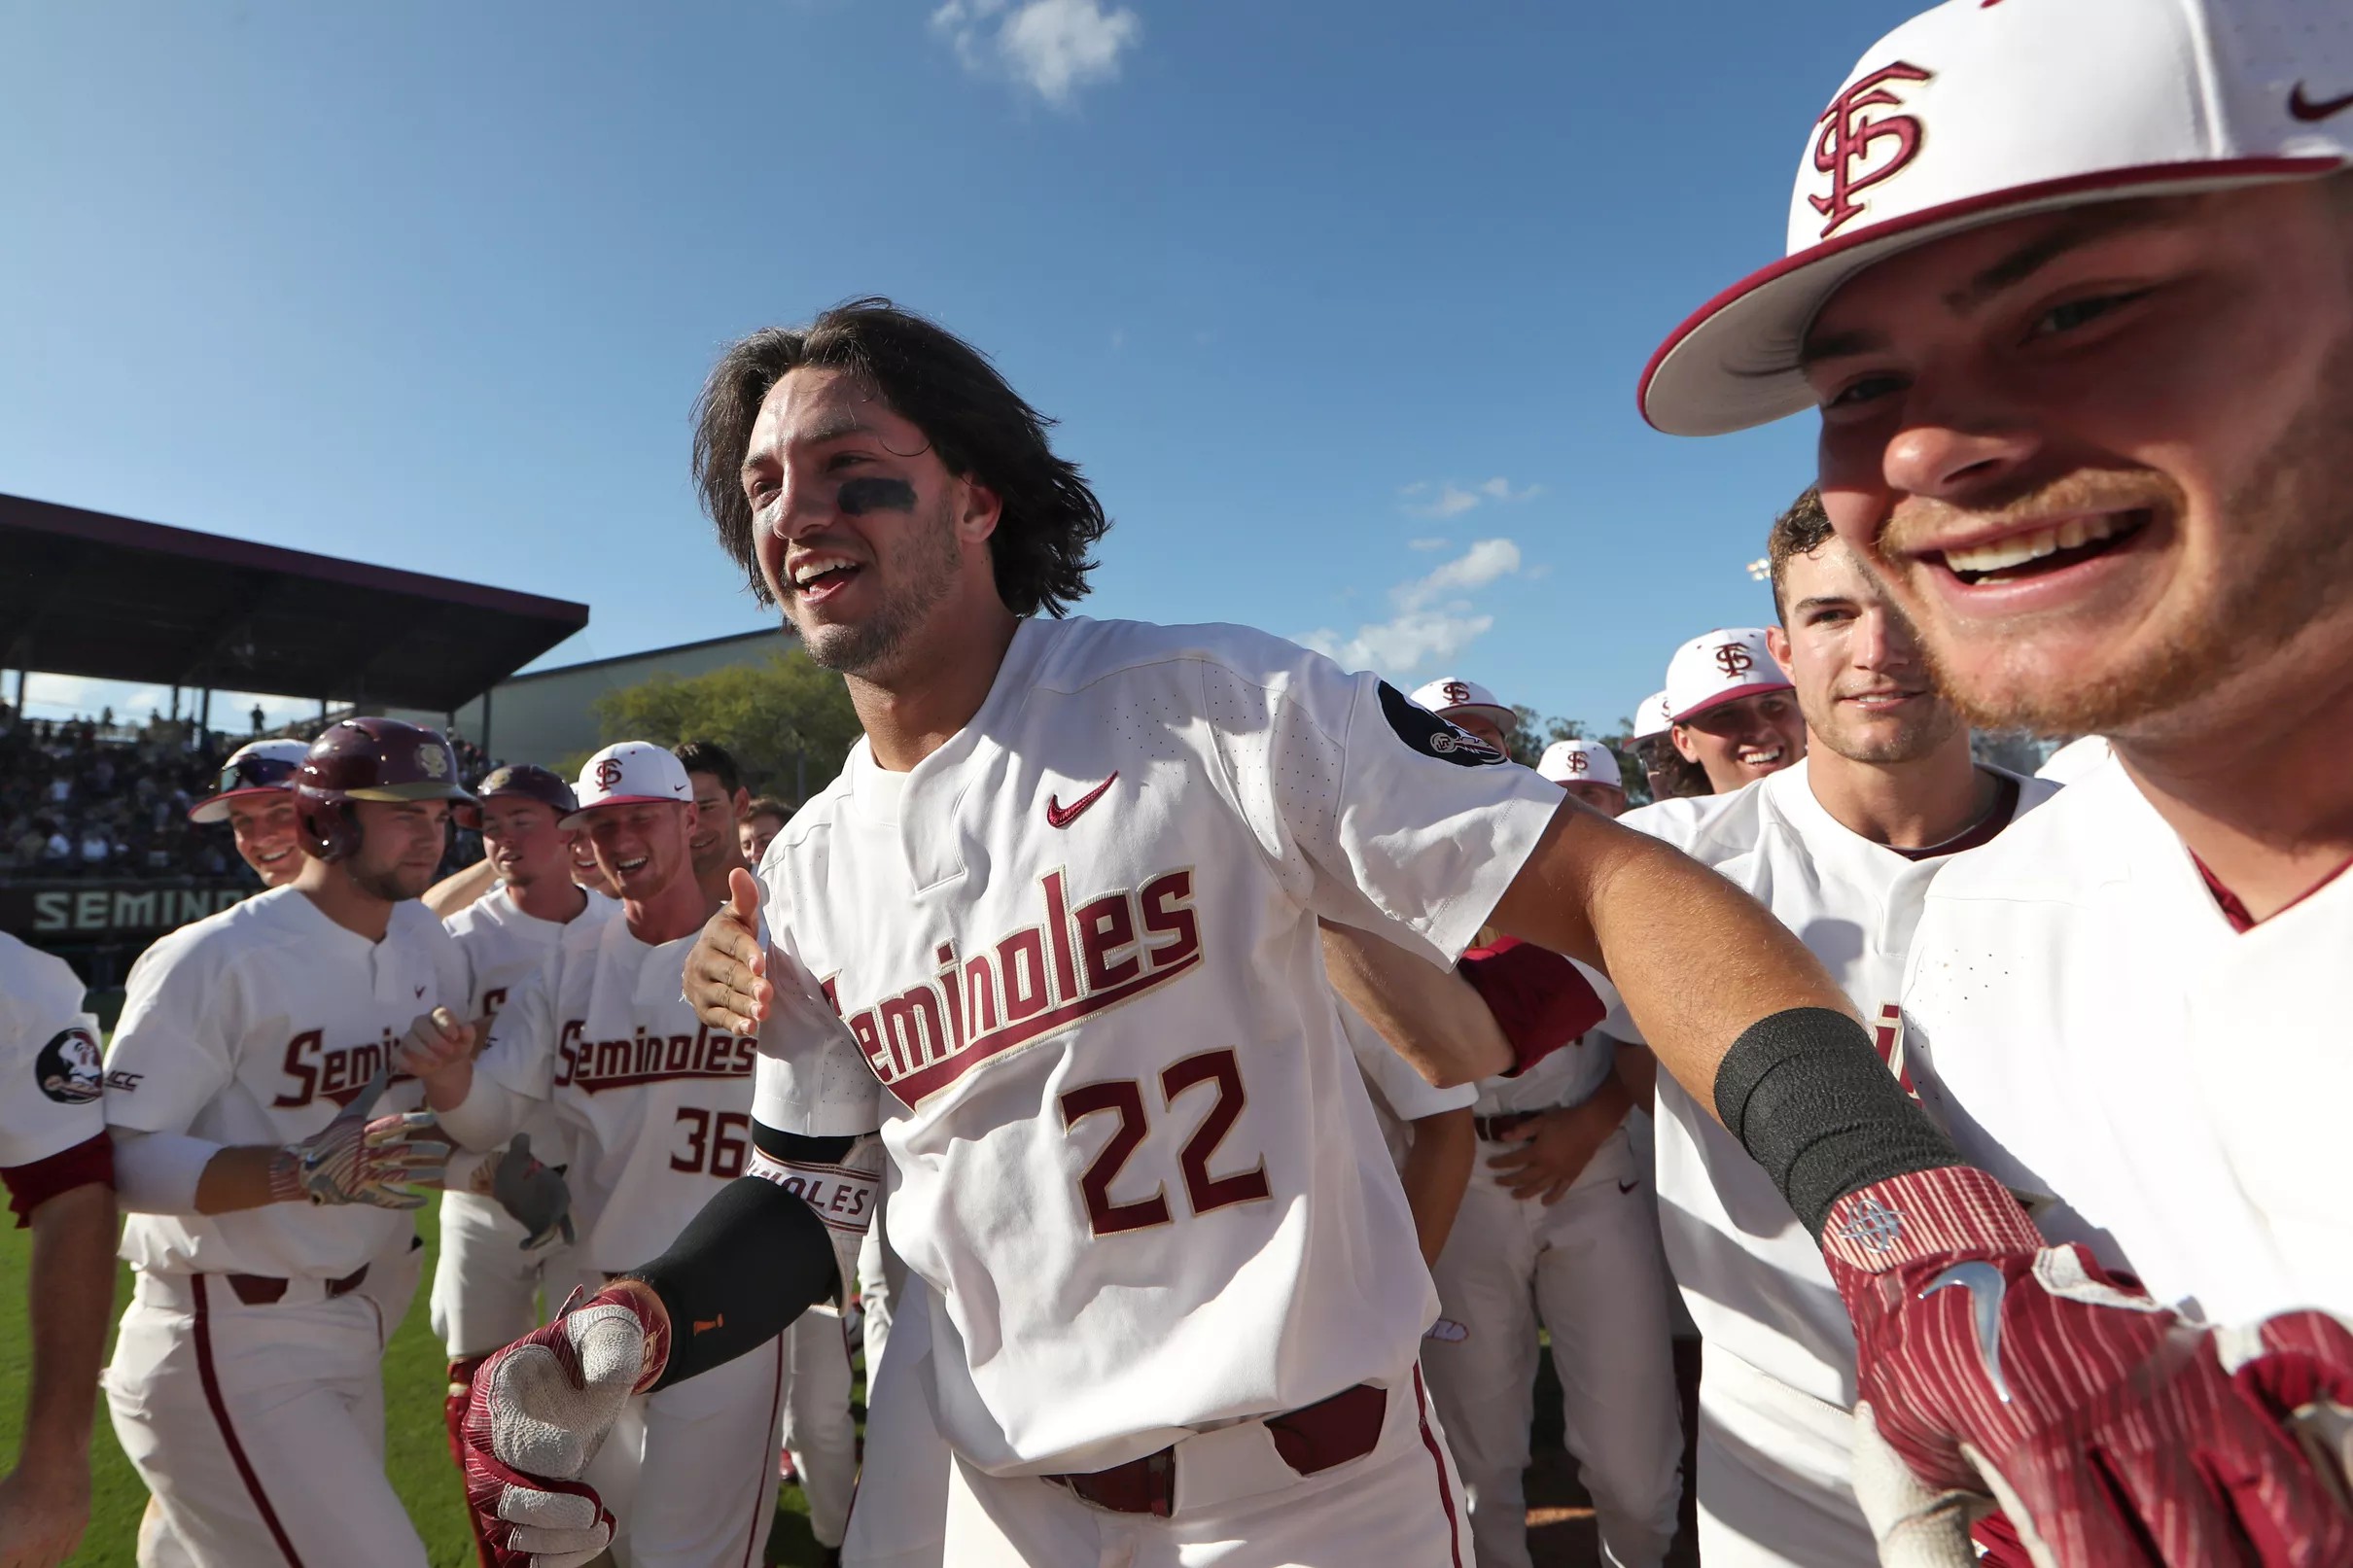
[2, 493, 589, 714]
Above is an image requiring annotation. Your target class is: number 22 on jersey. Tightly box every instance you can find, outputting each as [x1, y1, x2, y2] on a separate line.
[1060, 1047, 1270, 1236]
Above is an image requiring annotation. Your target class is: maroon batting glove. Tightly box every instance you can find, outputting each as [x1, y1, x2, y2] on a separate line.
[1822, 1165, 2353, 1567]
[459, 1283, 671, 1568]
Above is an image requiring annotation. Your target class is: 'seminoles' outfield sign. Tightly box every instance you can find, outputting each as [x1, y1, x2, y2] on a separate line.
[1, 880, 256, 939]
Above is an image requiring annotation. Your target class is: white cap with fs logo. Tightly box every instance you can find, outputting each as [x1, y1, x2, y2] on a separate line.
[1640, 0, 2353, 436]
[1632, 691, 1673, 743]
[1408, 677, 1517, 735]
[1537, 739, 1625, 789]
[564, 741, 694, 828]
[1665, 628, 1791, 724]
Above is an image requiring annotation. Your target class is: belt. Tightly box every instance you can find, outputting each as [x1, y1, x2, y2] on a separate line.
[224, 1263, 369, 1307]
[1042, 1381, 1387, 1516]
[1472, 1111, 1543, 1142]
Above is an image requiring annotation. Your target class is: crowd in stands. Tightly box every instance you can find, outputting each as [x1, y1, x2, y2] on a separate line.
[0, 703, 498, 884]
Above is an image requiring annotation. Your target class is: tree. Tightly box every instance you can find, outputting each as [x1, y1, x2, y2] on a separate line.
[590, 648, 862, 804]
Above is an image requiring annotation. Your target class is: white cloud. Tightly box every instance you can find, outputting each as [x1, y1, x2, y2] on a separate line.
[1295, 538, 1523, 679]
[1400, 475, 1539, 519]
[932, 0, 1142, 107]
[1407, 536, 1451, 551]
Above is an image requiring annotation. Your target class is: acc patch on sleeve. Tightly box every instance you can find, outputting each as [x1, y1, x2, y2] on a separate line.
[35, 1027, 105, 1105]
[1378, 681, 1507, 768]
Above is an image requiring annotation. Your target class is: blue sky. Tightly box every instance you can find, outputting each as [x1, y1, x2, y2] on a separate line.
[2, 0, 1914, 740]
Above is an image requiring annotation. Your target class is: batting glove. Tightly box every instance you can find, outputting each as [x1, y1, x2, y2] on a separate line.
[487, 1135, 575, 1252]
[461, 1282, 671, 1568]
[1824, 1165, 2353, 1567]
[267, 1065, 446, 1208]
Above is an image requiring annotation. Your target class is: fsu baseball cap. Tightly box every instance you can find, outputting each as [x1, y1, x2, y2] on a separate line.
[1666, 628, 1791, 723]
[1537, 739, 1624, 790]
[190, 739, 310, 824]
[1631, 691, 1673, 743]
[565, 742, 692, 829]
[1640, 0, 2353, 436]
[1409, 677, 1517, 735]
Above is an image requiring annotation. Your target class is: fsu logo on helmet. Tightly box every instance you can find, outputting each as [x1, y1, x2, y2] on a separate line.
[1809, 61, 1933, 237]
[1442, 680, 1473, 706]
[416, 744, 449, 780]
[594, 757, 626, 790]
[1564, 749, 1591, 775]
[1713, 642, 1756, 679]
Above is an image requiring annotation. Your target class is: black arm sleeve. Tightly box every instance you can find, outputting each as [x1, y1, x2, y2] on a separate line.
[626, 1132, 855, 1389]
[1712, 1006, 1964, 1238]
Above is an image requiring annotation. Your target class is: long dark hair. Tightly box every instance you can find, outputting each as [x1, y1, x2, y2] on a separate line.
[691, 297, 1109, 618]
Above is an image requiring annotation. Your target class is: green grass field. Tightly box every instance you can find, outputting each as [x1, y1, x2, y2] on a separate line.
[0, 1204, 845, 1566]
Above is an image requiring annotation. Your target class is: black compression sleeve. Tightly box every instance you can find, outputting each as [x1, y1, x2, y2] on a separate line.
[627, 1174, 839, 1389]
[1711, 1007, 1964, 1238]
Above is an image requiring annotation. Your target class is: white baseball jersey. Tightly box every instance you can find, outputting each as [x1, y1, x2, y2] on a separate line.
[752, 615, 1561, 1477]
[104, 886, 467, 1280]
[0, 931, 106, 1195]
[445, 884, 619, 1163]
[1903, 757, 2353, 1323]
[1612, 759, 2054, 1408]
[471, 910, 759, 1274]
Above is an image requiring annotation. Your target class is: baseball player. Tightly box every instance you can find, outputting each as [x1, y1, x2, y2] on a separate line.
[1410, 676, 1517, 753]
[0, 932, 116, 1568]
[741, 795, 794, 864]
[402, 741, 790, 1568]
[675, 741, 753, 909]
[1535, 738, 1629, 818]
[1629, 692, 1706, 804]
[432, 764, 614, 1565]
[97, 717, 469, 1568]
[1643, 0, 2353, 1557]
[1660, 629, 1806, 794]
[190, 739, 311, 888]
[1602, 490, 2058, 1566]
[433, 302, 2268, 1568]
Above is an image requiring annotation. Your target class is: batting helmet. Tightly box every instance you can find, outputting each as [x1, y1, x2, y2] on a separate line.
[295, 718, 475, 863]
[455, 763, 578, 829]
[189, 739, 311, 824]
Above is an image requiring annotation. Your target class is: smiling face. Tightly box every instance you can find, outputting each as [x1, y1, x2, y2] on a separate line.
[685, 770, 749, 874]
[1672, 689, 1807, 792]
[226, 795, 302, 887]
[1805, 178, 2353, 743]
[1769, 535, 1960, 765]
[479, 797, 572, 890]
[582, 800, 696, 902]
[741, 366, 1002, 681]
[344, 799, 451, 903]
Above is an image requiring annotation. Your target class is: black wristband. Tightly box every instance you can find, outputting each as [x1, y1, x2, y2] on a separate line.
[1711, 1006, 1962, 1238]
[627, 1173, 839, 1389]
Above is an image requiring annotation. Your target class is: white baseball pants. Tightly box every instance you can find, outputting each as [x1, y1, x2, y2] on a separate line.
[1691, 1342, 1879, 1568]
[430, 1189, 565, 1357]
[583, 1325, 789, 1568]
[1422, 1124, 1683, 1568]
[105, 1270, 427, 1568]
[783, 1306, 860, 1549]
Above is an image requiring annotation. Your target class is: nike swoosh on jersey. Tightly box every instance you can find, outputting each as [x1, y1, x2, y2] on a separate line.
[1617, 1179, 1640, 1195]
[2288, 83, 2353, 121]
[1045, 772, 1118, 828]
[1921, 1259, 2013, 1403]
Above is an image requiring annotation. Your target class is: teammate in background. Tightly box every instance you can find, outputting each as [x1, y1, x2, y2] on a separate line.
[675, 740, 753, 906]
[1423, 767, 1684, 1567]
[1605, 491, 2054, 1566]
[1536, 738, 1629, 818]
[1410, 675, 1517, 753]
[189, 739, 311, 888]
[98, 718, 468, 1568]
[740, 795, 794, 864]
[1642, 0, 2353, 1556]
[438, 300, 2209, 1568]
[1661, 629, 1806, 794]
[1630, 691, 1707, 804]
[403, 743, 790, 1568]
[432, 763, 614, 1568]
[0, 932, 116, 1568]
[569, 831, 617, 899]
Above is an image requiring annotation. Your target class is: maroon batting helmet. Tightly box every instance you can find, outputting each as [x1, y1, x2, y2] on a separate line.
[296, 717, 475, 862]
[454, 763, 578, 830]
